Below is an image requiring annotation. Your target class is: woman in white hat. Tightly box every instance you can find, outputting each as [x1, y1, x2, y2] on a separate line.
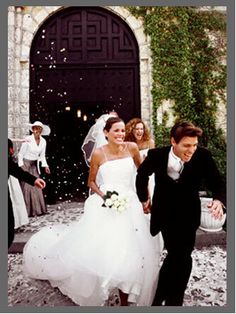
[17, 121, 50, 217]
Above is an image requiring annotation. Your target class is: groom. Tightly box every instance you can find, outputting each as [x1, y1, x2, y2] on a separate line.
[136, 121, 226, 306]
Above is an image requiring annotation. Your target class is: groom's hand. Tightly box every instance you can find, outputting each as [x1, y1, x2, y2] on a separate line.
[208, 199, 224, 220]
[142, 199, 151, 214]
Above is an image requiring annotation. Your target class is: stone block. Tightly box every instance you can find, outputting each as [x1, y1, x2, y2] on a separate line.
[110, 6, 131, 19]
[16, 12, 22, 28]
[20, 45, 30, 62]
[8, 26, 15, 43]
[44, 6, 61, 14]
[8, 86, 16, 100]
[195, 228, 226, 249]
[8, 114, 17, 126]
[22, 30, 33, 47]
[8, 70, 15, 85]
[19, 102, 29, 115]
[33, 9, 49, 24]
[126, 15, 143, 30]
[20, 69, 30, 88]
[14, 44, 21, 58]
[139, 45, 151, 60]
[19, 89, 29, 103]
[22, 14, 37, 33]
[15, 28, 22, 44]
[134, 27, 147, 45]
[8, 11, 15, 26]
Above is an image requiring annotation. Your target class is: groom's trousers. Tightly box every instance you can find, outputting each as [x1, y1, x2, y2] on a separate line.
[152, 225, 197, 306]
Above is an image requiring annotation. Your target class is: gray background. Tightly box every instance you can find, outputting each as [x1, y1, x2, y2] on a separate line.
[1, 0, 234, 313]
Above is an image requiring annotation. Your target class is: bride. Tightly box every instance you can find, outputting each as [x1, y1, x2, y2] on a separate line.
[23, 117, 162, 306]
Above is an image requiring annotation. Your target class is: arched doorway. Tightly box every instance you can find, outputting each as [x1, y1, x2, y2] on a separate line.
[30, 6, 140, 203]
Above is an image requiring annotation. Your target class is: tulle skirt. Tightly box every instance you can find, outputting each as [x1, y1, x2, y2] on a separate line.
[23, 189, 162, 306]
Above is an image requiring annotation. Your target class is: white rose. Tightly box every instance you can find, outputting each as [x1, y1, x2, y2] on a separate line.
[117, 205, 125, 212]
[105, 198, 113, 207]
[113, 200, 120, 208]
[120, 199, 126, 206]
[111, 193, 118, 201]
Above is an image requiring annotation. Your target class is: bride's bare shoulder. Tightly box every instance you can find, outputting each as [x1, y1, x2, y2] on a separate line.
[90, 145, 107, 164]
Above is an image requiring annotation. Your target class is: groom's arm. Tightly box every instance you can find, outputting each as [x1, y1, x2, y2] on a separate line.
[9, 157, 36, 186]
[136, 149, 156, 202]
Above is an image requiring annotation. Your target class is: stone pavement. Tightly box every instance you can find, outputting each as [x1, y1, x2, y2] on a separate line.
[9, 201, 226, 254]
[8, 201, 227, 307]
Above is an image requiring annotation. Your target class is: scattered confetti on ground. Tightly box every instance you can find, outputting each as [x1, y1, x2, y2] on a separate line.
[9, 202, 226, 307]
[15, 202, 84, 233]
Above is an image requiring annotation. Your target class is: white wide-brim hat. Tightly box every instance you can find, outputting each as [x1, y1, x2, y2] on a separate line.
[29, 121, 51, 136]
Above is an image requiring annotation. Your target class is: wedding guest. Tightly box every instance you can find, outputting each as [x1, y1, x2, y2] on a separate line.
[17, 121, 50, 217]
[8, 140, 28, 229]
[125, 118, 155, 206]
[8, 139, 46, 248]
[23, 117, 162, 306]
[125, 118, 155, 161]
[136, 121, 226, 306]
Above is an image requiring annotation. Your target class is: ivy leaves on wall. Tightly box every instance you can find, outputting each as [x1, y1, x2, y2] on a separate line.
[128, 6, 226, 181]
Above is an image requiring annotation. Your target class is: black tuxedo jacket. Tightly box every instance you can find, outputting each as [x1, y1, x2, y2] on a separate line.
[8, 157, 37, 184]
[136, 146, 226, 236]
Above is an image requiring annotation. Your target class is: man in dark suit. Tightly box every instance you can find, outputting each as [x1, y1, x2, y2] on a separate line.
[136, 121, 226, 306]
[8, 139, 46, 248]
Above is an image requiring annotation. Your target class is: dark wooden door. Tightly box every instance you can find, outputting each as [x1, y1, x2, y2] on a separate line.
[30, 6, 140, 202]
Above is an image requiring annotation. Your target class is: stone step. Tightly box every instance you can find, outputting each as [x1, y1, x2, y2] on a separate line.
[8, 228, 226, 254]
[195, 228, 226, 249]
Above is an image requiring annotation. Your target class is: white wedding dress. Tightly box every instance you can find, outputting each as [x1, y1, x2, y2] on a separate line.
[23, 157, 162, 306]
[8, 175, 29, 228]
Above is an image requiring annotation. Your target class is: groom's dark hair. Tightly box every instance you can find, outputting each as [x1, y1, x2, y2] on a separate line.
[170, 121, 203, 143]
[104, 117, 124, 132]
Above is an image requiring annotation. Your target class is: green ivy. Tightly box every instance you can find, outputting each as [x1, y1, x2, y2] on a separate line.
[128, 6, 226, 183]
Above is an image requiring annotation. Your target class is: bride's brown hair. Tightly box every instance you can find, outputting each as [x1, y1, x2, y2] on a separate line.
[103, 117, 124, 132]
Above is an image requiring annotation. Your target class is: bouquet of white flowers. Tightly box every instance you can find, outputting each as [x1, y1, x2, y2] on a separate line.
[102, 190, 128, 213]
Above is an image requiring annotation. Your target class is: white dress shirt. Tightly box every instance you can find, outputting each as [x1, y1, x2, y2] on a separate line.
[18, 134, 49, 169]
[167, 147, 184, 180]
